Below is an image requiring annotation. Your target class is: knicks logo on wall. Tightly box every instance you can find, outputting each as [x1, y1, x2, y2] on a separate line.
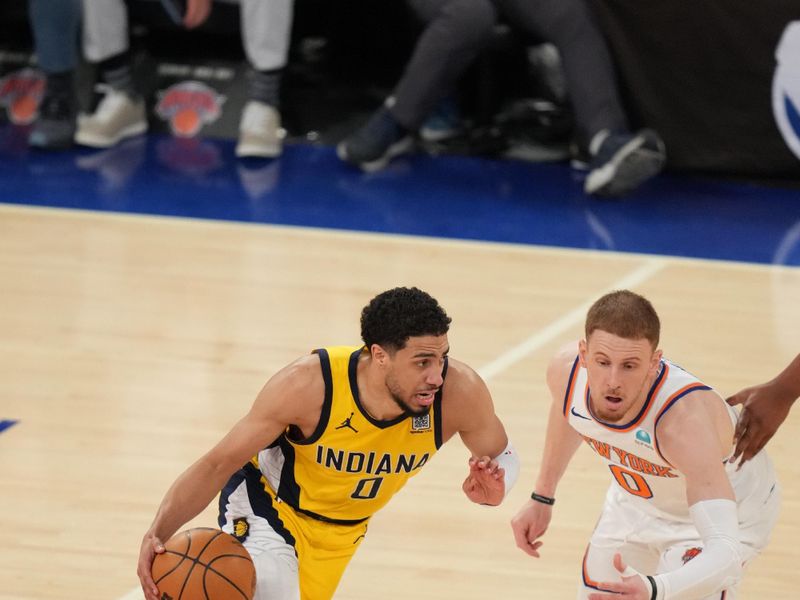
[155, 81, 225, 138]
[0, 68, 44, 125]
[772, 21, 800, 161]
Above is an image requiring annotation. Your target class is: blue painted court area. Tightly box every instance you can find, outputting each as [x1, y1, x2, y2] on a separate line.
[1, 129, 799, 266]
[0, 420, 18, 435]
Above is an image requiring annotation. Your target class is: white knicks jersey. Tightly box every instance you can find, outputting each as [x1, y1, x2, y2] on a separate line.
[563, 357, 778, 522]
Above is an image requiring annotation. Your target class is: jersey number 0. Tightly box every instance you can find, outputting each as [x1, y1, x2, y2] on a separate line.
[608, 465, 654, 499]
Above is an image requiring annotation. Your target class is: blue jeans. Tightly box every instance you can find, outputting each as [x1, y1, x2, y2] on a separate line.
[28, 0, 81, 73]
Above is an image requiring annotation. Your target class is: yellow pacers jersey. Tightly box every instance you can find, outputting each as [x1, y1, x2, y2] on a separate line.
[255, 345, 444, 522]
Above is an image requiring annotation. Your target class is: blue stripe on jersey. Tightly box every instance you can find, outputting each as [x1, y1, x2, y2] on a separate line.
[433, 357, 448, 450]
[562, 357, 580, 416]
[586, 360, 667, 430]
[218, 462, 297, 550]
[296, 349, 333, 446]
[275, 436, 302, 509]
[349, 348, 406, 428]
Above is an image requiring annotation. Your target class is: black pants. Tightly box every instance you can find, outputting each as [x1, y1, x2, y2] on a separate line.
[392, 0, 628, 145]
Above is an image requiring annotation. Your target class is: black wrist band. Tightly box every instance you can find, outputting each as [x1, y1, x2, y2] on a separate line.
[530, 491, 555, 505]
[646, 575, 657, 600]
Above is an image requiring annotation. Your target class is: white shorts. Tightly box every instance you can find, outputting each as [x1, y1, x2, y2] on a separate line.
[578, 481, 781, 600]
[219, 472, 301, 600]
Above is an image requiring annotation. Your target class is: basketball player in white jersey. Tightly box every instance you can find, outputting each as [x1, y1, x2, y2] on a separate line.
[511, 290, 780, 599]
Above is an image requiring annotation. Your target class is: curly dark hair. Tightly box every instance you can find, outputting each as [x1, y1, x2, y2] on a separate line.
[361, 287, 451, 351]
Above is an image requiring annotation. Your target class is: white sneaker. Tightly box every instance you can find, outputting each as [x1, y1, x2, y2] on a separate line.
[236, 101, 285, 158]
[75, 89, 148, 148]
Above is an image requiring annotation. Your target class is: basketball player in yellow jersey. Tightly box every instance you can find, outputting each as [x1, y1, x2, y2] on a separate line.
[137, 287, 519, 600]
[511, 290, 779, 600]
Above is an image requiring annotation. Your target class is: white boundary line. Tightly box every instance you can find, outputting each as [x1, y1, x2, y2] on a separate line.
[116, 587, 145, 600]
[478, 259, 668, 381]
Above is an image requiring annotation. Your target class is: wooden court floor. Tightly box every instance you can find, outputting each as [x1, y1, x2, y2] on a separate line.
[1, 204, 797, 599]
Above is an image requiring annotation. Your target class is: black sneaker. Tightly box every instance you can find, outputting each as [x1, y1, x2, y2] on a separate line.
[337, 108, 414, 172]
[28, 91, 77, 150]
[584, 129, 666, 197]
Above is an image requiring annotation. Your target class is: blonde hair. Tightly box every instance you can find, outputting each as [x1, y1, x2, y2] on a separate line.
[585, 290, 660, 348]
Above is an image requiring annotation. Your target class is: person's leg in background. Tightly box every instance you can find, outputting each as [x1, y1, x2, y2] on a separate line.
[27, 0, 81, 149]
[77, 0, 147, 148]
[337, 0, 498, 172]
[497, 0, 666, 196]
[236, 0, 293, 158]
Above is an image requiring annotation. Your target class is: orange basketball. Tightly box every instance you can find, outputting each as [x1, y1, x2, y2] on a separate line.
[152, 527, 256, 600]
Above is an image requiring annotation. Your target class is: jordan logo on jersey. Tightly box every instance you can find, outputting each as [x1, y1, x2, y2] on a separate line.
[336, 412, 359, 433]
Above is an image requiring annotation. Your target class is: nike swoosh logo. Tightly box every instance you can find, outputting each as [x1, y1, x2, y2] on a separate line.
[570, 406, 591, 420]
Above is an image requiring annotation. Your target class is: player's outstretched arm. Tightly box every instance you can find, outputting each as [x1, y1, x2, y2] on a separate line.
[512, 345, 583, 558]
[137, 355, 323, 600]
[727, 352, 800, 465]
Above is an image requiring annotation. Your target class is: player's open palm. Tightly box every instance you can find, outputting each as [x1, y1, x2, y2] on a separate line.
[462, 455, 505, 506]
[587, 554, 650, 600]
[511, 499, 551, 557]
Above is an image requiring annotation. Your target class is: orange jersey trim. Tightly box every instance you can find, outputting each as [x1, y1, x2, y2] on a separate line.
[581, 546, 615, 592]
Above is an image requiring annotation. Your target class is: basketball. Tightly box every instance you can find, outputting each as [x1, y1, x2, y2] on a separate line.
[152, 527, 256, 600]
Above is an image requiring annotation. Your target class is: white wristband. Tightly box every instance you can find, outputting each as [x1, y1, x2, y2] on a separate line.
[494, 441, 520, 498]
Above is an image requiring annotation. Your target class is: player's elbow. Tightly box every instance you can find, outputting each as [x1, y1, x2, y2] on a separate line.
[710, 534, 744, 590]
[654, 533, 744, 599]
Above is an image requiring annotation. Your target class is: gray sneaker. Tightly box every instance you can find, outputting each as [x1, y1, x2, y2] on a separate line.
[336, 107, 413, 172]
[584, 129, 666, 197]
[75, 89, 148, 148]
[236, 101, 285, 158]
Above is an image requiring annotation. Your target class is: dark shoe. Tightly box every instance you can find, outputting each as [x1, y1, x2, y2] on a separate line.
[337, 108, 413, 172]
[584, 129, 666, 197]
[420, 96, 463, 143]
[28, 91, 77, 150]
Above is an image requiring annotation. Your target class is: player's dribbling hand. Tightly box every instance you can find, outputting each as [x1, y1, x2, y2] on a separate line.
[462, 455, 505, 506]
[510, 499, 551, 558]
[137, 533, 166, 600]
[587, 553, 650, 600]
